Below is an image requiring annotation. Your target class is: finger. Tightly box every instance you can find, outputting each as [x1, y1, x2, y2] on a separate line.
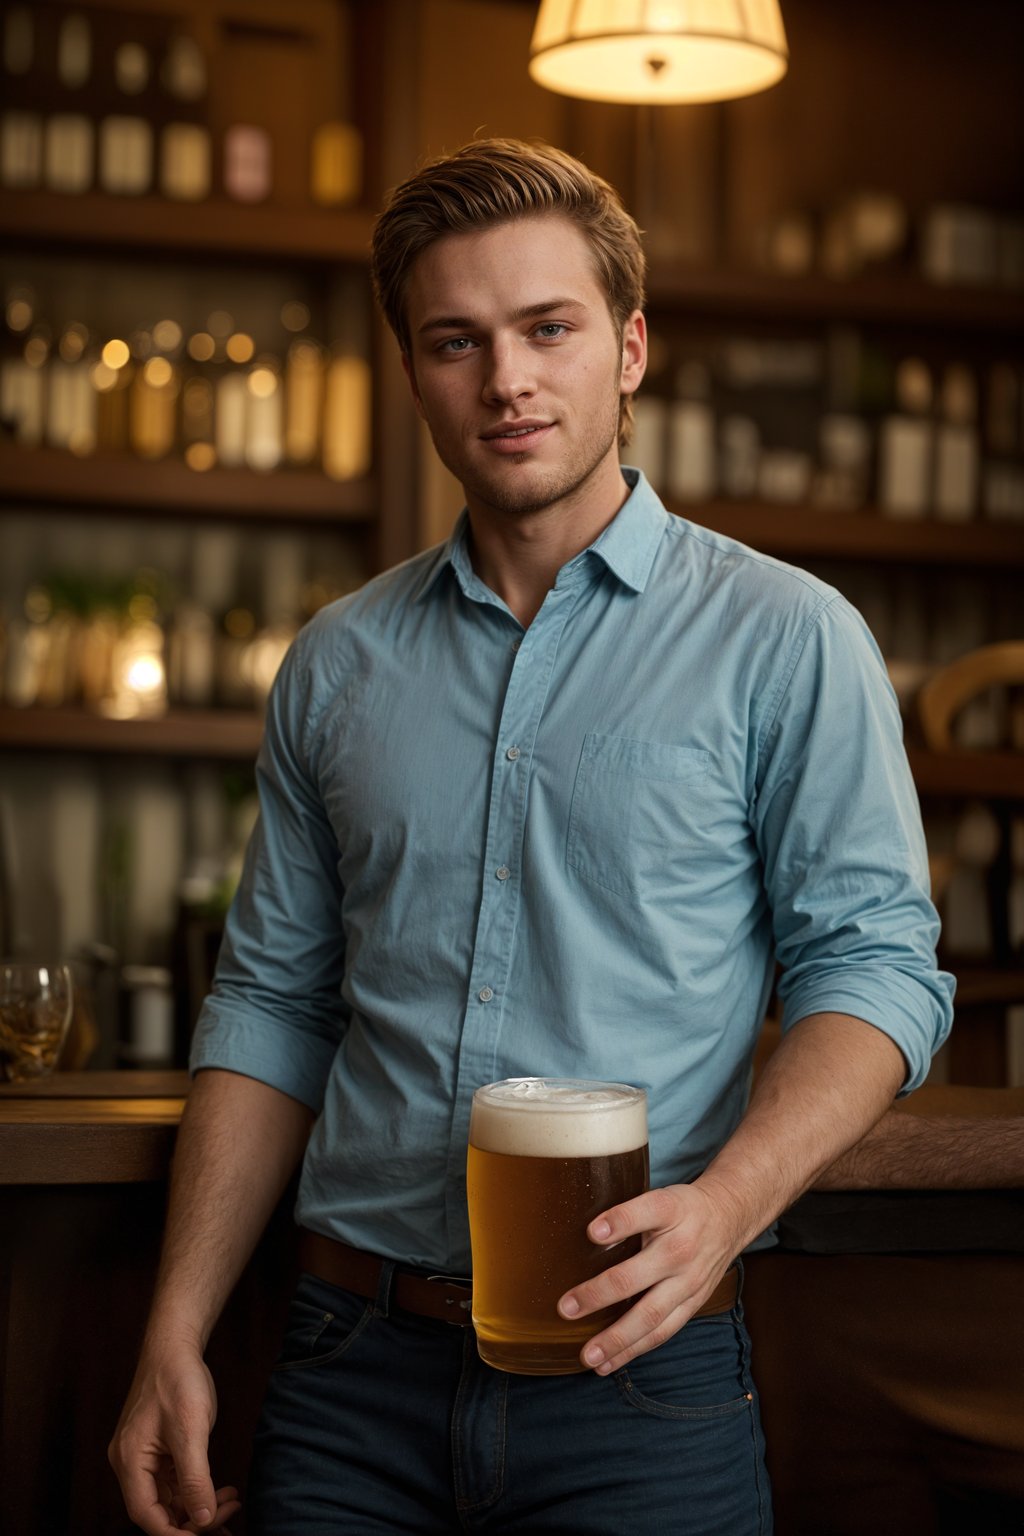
[558, 1245, 655, 1323]
[165, 1428, 219, 1531]
[174, 1487, 242, 1531]
[579, 1282, 696, 1375]
[117, 1464, 182, 1536]
[585, 1187, 677, 1247]
[181, 1489, 243, 1533]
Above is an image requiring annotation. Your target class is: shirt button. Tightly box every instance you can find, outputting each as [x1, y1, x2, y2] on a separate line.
[506, 745, 520, 761]
[511, 639, 521, 653]
[478, 986, 494, 1003]
[495, 866, 510, 881]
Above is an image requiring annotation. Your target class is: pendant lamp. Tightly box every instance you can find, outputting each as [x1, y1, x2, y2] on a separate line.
[529, 0, 789, 105]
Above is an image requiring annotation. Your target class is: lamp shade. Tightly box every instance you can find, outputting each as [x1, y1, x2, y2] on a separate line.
[529, 0, 788, 105]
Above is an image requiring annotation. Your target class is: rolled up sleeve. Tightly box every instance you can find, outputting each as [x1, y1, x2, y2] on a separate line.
[753, 595, 955, 1092]
[189, 630, 348, 1111]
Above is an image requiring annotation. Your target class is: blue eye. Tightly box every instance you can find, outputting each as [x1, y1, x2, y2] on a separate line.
[440, 336, 474, 353]
[536, 323, 566, 339]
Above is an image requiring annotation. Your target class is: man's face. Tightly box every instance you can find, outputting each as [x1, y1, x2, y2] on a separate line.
[402, 213, 646, 521]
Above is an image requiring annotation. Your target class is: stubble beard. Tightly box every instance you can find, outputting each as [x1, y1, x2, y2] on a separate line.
[431, 388, 624, 521]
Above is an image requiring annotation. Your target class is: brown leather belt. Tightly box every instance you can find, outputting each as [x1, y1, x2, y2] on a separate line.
[298, 1230, 738, 1329]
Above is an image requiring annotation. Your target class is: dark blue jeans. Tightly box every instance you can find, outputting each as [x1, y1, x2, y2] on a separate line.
[247, 1260, 773, 1534]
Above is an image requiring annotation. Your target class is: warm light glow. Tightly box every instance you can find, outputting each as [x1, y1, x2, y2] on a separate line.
[124, 652, 165, 696]
[153, 318, 182, 352]
[226, 332, 255, 364]
[59, 323, 88, 361]
[247, 365, 278, 399]
[91, 360, 118, 392]
[529, 0, 788, 104]
[185, 442, 216, 471]
[102, 338, 131, 370]
[143, 356, 174, 388]
[207, 309, 233, 338]
[24, 335, 49, 368]
[281, 300, 310, 333]
[187, 330, 215, 361]
[6, 296, 33, 332]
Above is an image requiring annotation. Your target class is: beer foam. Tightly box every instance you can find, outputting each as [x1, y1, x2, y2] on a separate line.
[470, 1078, 647, 1158]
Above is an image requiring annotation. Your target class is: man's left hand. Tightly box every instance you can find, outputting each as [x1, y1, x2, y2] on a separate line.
[557, 1182, 737, 1375]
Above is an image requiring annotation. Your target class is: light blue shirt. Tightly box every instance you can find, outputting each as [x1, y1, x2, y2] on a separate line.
[191, 470, 954, 1269]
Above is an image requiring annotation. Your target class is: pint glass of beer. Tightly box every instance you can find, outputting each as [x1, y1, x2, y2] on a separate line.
[467, 1077, 649, 1375]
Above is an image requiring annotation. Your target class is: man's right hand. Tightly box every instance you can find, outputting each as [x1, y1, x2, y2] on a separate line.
[108, 1343, 241, 1534]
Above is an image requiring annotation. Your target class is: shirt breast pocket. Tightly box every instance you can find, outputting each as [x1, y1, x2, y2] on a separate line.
[566, 733, 712, 902]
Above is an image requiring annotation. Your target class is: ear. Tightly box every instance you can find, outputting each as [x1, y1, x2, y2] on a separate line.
[619, 310, 647, 399]
[401, 352, 428, 421]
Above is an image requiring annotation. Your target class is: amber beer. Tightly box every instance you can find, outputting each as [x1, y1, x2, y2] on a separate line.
[467, 1078, 649, 1375]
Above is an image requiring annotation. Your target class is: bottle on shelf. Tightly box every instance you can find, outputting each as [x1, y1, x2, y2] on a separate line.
[224, 124, 271, 203]
[1, 286, 45, 445]
[160, 32, 211, 203]
[57, 11, 92, 90]
[322, 346, 372, 481]
[99, 115, 153, 195]
[982, 364, 1024, 522]
[44, 113, 93, 194]
[118, 965, 175, 1068]
[667, 361, 716, 504]
[93, 336, 134, 452]
[245, 356, 284, 473]
[160, 122, 211, 202]
[719, 415, 760, 500]
[47, 323, 96, 455]
[129, 320, 182, 461]
[310, 121, 362, 207]
[878, 357, 934, 518]
[934, 364, 979, 523]
[0, 109, 43, 187]
[2, 6, 33, 76]
[627, 395, 668, 494]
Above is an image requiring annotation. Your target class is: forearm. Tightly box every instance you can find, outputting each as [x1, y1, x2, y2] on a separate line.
[144, 1067, 314, 1354]
[815, 1106, 1024, 1189]
[696, 1011, 906, 1252]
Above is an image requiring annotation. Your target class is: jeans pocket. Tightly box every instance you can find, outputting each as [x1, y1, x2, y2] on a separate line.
[614, 1313, 754, 1421]
[272, 1272, 375, 1373]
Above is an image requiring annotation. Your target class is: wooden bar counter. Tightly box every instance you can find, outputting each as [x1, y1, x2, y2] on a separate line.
[0, 1071, 295, 1536]
[1, 1074, 1022, 1535]
[0, 1071, 188, 1185]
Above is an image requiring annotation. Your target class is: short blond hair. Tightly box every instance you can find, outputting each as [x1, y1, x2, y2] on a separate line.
[370, 138, 646, 445]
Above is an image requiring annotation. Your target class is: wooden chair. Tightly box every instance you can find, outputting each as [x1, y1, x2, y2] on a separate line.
[915, 641, 1024, 1083]
[916, 639, 1024, 750]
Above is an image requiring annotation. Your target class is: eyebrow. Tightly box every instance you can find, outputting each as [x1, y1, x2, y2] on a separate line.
[416, 298, 588, 335]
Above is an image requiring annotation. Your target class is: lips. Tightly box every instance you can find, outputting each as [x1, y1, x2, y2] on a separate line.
[481, 420, 555, 453]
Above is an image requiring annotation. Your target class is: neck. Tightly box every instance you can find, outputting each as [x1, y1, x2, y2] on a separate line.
[466, 461, 629, 628]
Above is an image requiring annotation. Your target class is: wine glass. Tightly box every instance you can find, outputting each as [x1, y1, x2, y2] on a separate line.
[0, 961, 74, 1082]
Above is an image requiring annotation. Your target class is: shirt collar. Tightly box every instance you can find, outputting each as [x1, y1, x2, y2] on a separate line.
[586, 468, 668, 593]
[413, 467, 668, 603]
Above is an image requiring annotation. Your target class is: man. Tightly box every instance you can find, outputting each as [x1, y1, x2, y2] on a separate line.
[110, 139, 953, 1534]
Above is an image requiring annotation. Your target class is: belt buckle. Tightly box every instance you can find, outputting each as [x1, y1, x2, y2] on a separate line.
[426, 1271, 474, 1324]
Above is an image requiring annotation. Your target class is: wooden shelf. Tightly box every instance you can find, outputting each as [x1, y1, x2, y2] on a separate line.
[646, 264, 1024, 334]
[0, 188, 375, 265]
[906, 749, 1024, 801]
[0, 442, 376, 523]
[949, 967, 1024, 1008]
[0, 706, 264, 759]
[677, 501, 1024, 568]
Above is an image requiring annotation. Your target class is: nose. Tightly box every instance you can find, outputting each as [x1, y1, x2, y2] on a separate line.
[482, 336, 534, 406]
